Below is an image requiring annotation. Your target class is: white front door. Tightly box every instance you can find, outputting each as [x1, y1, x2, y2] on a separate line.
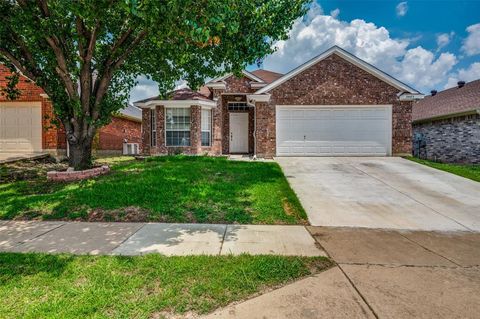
[229, 113, 249, 153]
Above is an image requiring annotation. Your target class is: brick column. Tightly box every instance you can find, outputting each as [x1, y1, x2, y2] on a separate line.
[190, 105, 202, 154]
[141, 108, 151, 155]
[255, 101, 276, 158]
[156, 105, 167, 154]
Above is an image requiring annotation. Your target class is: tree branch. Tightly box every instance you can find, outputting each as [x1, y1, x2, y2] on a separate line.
[0, 48, 38, 81]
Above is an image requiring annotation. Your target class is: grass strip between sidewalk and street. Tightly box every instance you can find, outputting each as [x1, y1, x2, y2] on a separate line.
[0, 253, 332, 318]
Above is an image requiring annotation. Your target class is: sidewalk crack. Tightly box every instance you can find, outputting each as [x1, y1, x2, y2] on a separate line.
[337, 264, 380, 319]
[218, 225, 228, 255]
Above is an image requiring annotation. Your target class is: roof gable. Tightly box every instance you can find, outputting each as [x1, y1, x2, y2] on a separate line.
[207, 70, 265, 84]
[255, 46, 419, 94]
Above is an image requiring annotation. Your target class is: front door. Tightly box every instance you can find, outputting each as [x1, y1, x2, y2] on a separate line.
[229, 113, 248, 153]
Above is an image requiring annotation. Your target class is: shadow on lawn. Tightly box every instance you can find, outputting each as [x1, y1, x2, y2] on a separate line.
[0, 253, 74, 284]
[1, 156, 305, 224]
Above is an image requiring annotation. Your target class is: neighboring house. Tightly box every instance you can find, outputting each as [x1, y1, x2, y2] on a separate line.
[413, 79, 480, 164]
[0, 65, 142, 156]
[135, 46, 421, 158]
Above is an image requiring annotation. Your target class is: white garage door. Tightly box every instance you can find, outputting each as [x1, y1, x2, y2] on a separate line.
[276, 105, 392, 156]
[0, 102, 42, 153]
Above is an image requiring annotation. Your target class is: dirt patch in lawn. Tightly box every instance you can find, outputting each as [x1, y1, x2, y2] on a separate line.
[87, 207, 151, 222]
[282, 199, 308, 225]
[0, 156, 68, 183]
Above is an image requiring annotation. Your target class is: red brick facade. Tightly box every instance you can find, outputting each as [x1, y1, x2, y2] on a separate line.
[97, 117, 141, 151]
[1, 65, 141, 154]
[140, 52, 414, 158]
[141, 104, 220, 156]
[256, 54, 413, 157]
[0, 65, 63, 152]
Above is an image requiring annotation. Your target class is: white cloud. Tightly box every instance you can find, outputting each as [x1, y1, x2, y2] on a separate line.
[263, 10, 457, 93]
[462, 23, 480, 56]
[129, 76, 159, 102]
[330, 8, 340, 19]
[444, 62, 480, 89]
[436, 32, 454, 51]
[396, 2, 408, 17]
[395, 47, 457, 89]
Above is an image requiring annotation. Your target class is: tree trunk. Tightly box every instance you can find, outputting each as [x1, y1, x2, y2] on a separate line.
[68, 135, 94, 170]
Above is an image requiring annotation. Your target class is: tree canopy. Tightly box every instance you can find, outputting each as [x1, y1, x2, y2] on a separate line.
[0, 0, 309, 169]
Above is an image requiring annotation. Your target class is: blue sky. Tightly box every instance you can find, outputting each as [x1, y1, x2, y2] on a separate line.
[129, 0, 480, 101]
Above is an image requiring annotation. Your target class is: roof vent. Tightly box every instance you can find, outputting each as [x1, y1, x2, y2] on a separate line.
[431, 90, 437, 96]
[457, 81, 465, 88]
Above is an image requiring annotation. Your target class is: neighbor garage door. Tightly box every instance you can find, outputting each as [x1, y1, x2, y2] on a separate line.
[0, 102, 42, 152]
[276, 105, 392, 156]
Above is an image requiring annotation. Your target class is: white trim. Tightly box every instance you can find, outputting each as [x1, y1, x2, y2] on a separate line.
[208, 70, 265, 84]
[247, 94, 271, 103]
[39, 93, 49, 98]
[135, 99, 216, 108]
[250, 82, 267, 88]
[276, 104, 392, 109]
[256, 46, 420, 94]
[205, 82, 226, 89]
[398, 93, 425, 101]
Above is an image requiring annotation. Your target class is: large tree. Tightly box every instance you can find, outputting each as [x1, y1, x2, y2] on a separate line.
[0, 0, 308, 169]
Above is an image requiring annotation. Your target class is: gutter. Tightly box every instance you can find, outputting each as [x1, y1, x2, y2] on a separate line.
[413, 108, 479, 124]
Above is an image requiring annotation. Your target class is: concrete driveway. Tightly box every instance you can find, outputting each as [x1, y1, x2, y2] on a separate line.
[276, 157, 480, 231]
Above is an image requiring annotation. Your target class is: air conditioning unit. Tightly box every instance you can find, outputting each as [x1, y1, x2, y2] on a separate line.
[123, 143, 139, 155]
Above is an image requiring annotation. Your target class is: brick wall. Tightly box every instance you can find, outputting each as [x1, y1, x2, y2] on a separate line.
[0, 65, 63, 151]
[258, 54, 413, 157]
[97, 116, 141, 151]
[141, 104, 219, 155]
[413, 114, 480, 164]
[221, 95, 254, 154]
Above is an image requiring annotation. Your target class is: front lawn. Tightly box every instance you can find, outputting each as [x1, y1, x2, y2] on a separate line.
[0, 156, 307, 224]
[0, 253, 331, 318]
[406, 157, 480, 182]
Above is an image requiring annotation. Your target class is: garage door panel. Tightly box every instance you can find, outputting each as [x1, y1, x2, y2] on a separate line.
[276, 105, 391, 156]
[0, 102, 42, 153]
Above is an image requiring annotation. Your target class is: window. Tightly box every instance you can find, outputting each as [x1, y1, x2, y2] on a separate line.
[150, 109, 157, 147]
[228, 102, 250, 111]
[201, 109, 212, 146]
[166, 108, 190, 146]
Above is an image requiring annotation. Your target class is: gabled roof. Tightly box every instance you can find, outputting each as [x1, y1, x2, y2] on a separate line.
[207, 70, 265, 84]
[117, 104, 142, 122]
[133, 88, 216, 108]
[255, 45, 420, 94]
[413, 79, 480, 122]
[250, 69, 284, 84]
[134, 88, 212, 104]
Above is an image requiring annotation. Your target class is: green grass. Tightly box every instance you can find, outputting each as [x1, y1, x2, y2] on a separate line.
[0, 156, 307, 224]
[406, 157, 480, 182]
[0, 253, 331, 318]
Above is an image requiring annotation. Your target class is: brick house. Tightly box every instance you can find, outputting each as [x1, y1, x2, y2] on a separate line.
[413, 79, 480, 164]
[135, 46, 422, 158]
[0, 64, 142, 156]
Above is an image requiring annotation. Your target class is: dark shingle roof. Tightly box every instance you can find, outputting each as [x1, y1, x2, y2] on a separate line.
[250, 69, 284, 84]
[134, 88, 212, 104]
[413, 79, 480, 121]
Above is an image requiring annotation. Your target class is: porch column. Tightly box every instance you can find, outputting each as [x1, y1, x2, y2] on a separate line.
[141, 108, 151, 155]
[190, 105, 202, 153]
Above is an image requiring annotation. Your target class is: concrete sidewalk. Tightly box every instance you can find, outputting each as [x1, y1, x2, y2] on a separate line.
[203, 227, 480, 319]
[0, 221, 325, 256]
